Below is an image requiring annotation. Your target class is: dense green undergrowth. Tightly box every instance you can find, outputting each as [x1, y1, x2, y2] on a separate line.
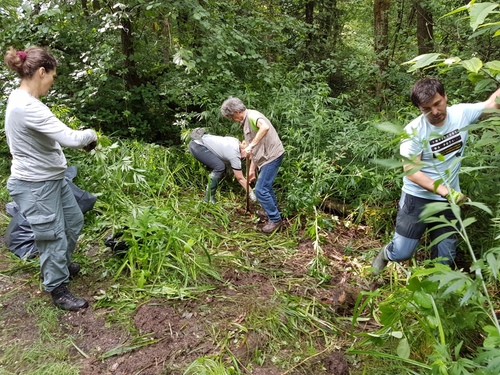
[1, 125, 499, 374]
[1, 1, 500, 373]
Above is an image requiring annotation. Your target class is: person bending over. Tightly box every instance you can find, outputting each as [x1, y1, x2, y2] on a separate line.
[189, 127, 256, 204]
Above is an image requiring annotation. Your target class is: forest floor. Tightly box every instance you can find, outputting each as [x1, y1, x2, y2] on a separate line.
[0, 208, 385, 375]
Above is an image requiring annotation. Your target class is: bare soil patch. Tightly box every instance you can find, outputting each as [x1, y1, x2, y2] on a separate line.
[0, 217, 381, 375]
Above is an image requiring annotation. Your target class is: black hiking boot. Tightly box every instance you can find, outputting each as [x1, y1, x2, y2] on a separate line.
[50, 284, 88, 311]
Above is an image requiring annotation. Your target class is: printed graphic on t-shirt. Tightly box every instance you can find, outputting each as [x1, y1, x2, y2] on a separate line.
[430, 129, 462, 158]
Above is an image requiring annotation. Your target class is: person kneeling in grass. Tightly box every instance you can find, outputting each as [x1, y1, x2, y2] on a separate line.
[372, 77, 500, 275]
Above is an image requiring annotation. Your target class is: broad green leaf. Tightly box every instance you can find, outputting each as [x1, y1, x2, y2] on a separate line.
[461, 217, 477, 229]
[419, 202, 450, 220]
[379, 304, 400, 326]
[470, 2, 498, 31]
[428, 269, 471, 296]
[483, 337, 500, 349]
[465, 201, 493, 215]
[453, 342, 464, 359]
[486, 252, 499, 279]
[450, 204, 461, 221]
[470, 26, 495, 38]
[474, 78, 496, 92]
[474, 348, 500, 370]
[484, 60, 500, 72]
[426, 315, 438, 329]
[441, 5, 470, 19]
[375, 122, 404, 134]
[402, 162, 425, 175]
[443, 278, 467, 297]
[483, 325, 499, 336]
[460, 57, 483, 73]
[396, 337, 410, 359]
[403, 53, 442, 72]
[389, 331, 403, 339]
[413, 290, 432, 309]
[406, 281, 420, 295]
[467, 72, 486, 84]
[444, 56, 461, 65]
[462, 121, 493, 131]
[428, 232, 456, 249]
[435, 153, 445, 162]
[412, 265, 448, 279]
[483, 326, 500, 348]
[372, 158, 403, 169]
[366, 332, 386, 338]
[461, 165, 496, 172]
[459, 281, 478, 306]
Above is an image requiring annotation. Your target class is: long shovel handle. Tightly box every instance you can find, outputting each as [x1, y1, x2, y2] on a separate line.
[245, 156, 250, 213]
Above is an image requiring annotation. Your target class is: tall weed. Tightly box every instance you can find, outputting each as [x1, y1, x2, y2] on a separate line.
[351, 197, 500, 373]
[66, 139, 223, 302]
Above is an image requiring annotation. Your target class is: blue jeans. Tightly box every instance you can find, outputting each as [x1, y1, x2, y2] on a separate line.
[384, 192, 458, 266]
[255, 153, 284, 222]
[7, 178, 84, 291]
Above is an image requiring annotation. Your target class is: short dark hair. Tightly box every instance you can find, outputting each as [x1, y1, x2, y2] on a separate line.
[410, 78, 446, 107]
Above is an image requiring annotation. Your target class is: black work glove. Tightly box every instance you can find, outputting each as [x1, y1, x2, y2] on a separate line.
[83, 140, 97, 152]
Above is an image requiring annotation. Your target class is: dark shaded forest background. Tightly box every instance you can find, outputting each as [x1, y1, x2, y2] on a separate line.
[2, 0, 498, 140]
[2, 0, 499, 218]
[1, 2, 500, 374]
[0, 1, 499, 246]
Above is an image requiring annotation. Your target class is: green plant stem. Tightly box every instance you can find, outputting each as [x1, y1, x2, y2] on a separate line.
[347, 349, 432, 370]
[430, 296, 446, 346]
[456, 213, 500, 335]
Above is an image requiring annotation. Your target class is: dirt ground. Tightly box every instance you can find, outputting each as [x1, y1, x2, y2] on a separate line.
[0, 218, 380, 375]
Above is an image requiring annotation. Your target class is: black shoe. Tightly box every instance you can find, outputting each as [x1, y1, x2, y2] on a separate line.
[50, 285, 88, 311]
[68, 262, 81, 278]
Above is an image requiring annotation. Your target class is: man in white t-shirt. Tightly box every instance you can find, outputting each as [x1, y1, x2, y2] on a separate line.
[372, 77, 500, 275]
[189, 128, 255, 203]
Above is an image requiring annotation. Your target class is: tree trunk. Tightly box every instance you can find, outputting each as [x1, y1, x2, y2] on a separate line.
[81, 0, 89, 16]
[163, 18, 170, 64]
[373, 0, 390, 105]
[414, 1, 434, 55]
[305, 0, 314, 48]
[321, 0, 341, 49]
[121, 16, 140, 90]
[390, 0, 406, 60]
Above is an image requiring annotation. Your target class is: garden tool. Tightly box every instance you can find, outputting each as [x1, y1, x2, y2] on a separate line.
[245, 156, 250, 212]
